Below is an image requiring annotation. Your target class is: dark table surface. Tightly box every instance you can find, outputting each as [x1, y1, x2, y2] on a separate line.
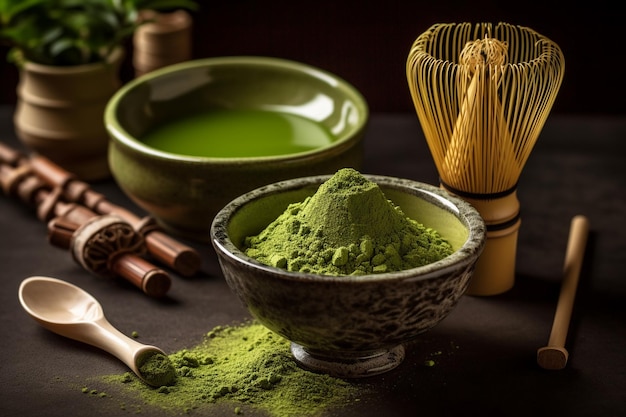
[1, 106, 625, 417]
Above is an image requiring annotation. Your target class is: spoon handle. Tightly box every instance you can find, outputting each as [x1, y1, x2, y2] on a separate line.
[43, 316, 150, 373]
[86, 318, 150, 371]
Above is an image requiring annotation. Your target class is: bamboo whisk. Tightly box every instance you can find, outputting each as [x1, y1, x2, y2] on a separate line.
[407, 22, 565, 295]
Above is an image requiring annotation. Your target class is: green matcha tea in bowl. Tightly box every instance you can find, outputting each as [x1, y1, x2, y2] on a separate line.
[211, 168, 486, 378]
[105, 56, 368, 241]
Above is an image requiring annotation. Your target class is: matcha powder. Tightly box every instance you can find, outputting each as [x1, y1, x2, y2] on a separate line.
[245, 168, 453, 275]
[101, 321, 364, 416]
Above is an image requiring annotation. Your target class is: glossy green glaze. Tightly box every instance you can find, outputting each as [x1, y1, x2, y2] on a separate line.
[105, 56, 368, 241]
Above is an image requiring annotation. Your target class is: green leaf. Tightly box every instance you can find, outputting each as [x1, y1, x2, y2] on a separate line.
[0, 0, 198, 65]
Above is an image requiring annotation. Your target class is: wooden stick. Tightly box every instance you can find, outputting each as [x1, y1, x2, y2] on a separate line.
[537, 215, 589, 370]
[0, 160, 96, 225]
[0, 158, 171, 297]
[0, 141, 201, 276]
[29, 154, 201, 276]
[48, 217, 171, 298]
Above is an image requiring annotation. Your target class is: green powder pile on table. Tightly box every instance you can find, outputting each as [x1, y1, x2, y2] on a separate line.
[101, 321, 363, 416]
[245, 168, 453, 275]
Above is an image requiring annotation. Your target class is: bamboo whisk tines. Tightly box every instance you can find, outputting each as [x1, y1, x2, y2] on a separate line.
[407, 22, 565, 295]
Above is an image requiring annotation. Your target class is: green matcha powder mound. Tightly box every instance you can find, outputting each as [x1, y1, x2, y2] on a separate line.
[245, 168, 454, 275]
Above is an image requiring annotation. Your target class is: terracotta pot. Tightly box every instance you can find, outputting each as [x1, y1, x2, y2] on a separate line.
[133, 10, 193, 77]
[13, 48, 124, 181]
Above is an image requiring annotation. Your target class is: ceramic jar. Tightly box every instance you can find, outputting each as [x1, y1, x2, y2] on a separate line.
[133, 10, 193, 77]
[13, 48, 124, 181]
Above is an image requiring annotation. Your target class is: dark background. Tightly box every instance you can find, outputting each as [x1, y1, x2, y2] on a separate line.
[2, 2, 626, 415]
[1, 0, 624, 115]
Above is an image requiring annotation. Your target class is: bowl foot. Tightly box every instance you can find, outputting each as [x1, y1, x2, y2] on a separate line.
[290, 343, 405, 378]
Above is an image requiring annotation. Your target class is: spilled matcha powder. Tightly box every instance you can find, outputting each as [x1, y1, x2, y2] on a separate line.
[245, 168, 453, 275]
[101, 321, 363, 416]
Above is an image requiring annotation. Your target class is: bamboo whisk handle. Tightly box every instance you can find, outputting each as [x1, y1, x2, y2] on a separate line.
[537, 215, 589, 370]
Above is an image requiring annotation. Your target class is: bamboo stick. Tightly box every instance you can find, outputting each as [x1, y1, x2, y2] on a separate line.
[48, 216, 171, 298]
[0, 141, 201, 276]
[1, 152, 171, 297]
[30, 155, 201, 277]
[537, 215, 589, 370]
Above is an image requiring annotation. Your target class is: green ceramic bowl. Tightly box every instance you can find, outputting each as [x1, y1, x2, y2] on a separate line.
[105, 56, 368, 241]
[211, 174, 486, 378]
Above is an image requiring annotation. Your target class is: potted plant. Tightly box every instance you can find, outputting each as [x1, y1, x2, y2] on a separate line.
[0, 0, 197, 181]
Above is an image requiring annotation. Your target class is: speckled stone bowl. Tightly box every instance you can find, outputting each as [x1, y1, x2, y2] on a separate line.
[105, 56, 368, 241]
[210, 174, 486, 378]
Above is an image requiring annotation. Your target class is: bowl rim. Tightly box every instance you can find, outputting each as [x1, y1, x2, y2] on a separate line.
[104, 55, 369, 164]
[211, 173, 486, 283]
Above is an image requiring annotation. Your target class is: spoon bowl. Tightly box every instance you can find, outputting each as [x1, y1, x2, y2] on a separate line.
[18, 276, 175, 387]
